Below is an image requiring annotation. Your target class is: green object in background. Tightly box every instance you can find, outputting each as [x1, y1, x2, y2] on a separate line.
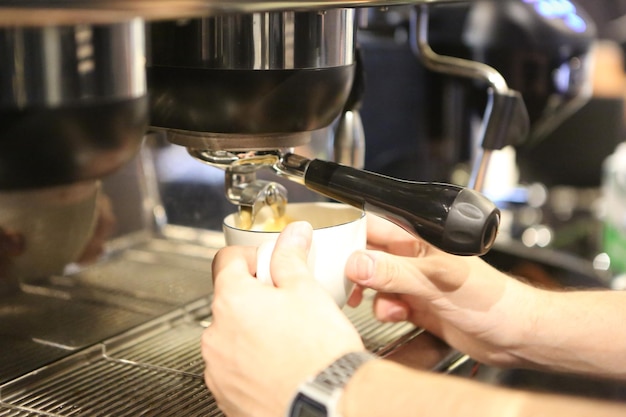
[601, 142, 626, 276]
[603, 222, 626, 275]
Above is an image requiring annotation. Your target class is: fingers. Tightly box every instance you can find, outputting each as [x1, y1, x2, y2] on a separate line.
[345, 249, 470, 296]
[345, 250, 417, 294]
[365, 215, 427, 257]
[212, 222, 314, 293]
[346, 283, 411, 323]
[365, 215, 409, 248]
[269, 222, 314, 288]
[346, 284, 365, 307]
[212, 245, 258, 289]
[372, 293, 411, 323]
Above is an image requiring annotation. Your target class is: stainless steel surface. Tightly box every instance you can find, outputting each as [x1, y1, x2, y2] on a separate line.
[0, 228, 217, 385]
[0, 19, 145, 109]
[412, 5, 508, 94]
[148, 9, 355, 70]
[0, 19, 149, 190]
[165, 131, 313, 151]
[0, 1, 475, 26]
[334, 110, 366, 169]
[147, 8, 357, 149]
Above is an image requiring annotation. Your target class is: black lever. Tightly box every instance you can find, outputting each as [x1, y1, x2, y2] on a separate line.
[301, 159, 500, 256]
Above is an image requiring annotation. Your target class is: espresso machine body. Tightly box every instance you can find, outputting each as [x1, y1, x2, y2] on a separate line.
[147, 9, 356, 149]
[0, 20, 149, 190]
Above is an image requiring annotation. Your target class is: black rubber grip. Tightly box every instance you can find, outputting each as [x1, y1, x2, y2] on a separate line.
[304, 159, 500, 256]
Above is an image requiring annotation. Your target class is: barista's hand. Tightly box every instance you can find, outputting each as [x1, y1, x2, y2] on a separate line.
[345, 215, 539, 367]
[202, 222, 365, 417]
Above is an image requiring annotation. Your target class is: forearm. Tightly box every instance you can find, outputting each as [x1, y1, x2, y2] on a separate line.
[513, 289, 626, 378]
[442, 258, 626, 378]
[339, 359, 626, 417]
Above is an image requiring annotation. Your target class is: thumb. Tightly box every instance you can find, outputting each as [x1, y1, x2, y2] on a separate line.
[269, 221, 314, 288]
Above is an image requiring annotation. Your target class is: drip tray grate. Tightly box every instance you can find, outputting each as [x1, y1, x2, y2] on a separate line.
[1, 292, 418, 416]
[1, 348, 216, 417]
[0, 405, 46, 416]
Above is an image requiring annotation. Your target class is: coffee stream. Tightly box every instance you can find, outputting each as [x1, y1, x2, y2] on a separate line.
[238, 206, 254, 230]
[238, 200, 293, 232]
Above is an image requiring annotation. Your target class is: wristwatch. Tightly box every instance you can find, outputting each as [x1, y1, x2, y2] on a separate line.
[286, 351, 378, 417]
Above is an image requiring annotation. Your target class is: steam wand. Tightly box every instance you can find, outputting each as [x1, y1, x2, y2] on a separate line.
[411, 4, 529, 192]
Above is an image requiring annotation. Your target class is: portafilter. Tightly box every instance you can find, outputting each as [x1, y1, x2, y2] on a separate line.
[191, 150, 501, 257]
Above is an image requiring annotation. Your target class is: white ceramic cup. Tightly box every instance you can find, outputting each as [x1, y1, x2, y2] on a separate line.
[223, 202, 366, 307]
[0, 180, 101, 281]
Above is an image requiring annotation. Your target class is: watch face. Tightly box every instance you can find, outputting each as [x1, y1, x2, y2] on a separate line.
[292, 393, 328, 417]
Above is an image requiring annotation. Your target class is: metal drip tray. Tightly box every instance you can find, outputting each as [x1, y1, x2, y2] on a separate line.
[0, 407, 43, 416]
[0, 292, 163, 384]
[0, 339, 68, 389]
[46, 239, 216, 306]
[1, 348, 215, 417]
[0, 305, 216, 417]
[0, 232, 215, 383]
[0, 292, 159, 349]
[1, 291, 420, 416]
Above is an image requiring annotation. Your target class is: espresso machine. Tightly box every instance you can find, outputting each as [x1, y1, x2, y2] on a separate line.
[0, 1, 618, 415]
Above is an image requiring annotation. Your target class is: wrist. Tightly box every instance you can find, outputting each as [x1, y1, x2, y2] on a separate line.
[497, 280, 553, 367]
[336, 357, 384, 417]
[286, 351, 378, 417]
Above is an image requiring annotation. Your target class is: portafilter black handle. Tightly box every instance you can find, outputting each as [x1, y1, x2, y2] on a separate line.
[301, 159, 500, 256]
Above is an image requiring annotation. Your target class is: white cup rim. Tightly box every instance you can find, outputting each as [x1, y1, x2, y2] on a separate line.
[223, 201, 365, 233]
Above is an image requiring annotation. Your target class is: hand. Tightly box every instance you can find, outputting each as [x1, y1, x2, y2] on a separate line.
[345, 215, 540, 367]
[202, 222, 365, 417]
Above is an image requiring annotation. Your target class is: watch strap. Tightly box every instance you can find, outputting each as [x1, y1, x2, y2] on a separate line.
[287, 351, 378, 417]
[312, 351, 378, 391]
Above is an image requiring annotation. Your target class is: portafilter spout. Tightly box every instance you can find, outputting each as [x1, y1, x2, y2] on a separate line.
[227, 172, 288, 230]
[188, 149, 288, 229]
[275, 153, 500, 256]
